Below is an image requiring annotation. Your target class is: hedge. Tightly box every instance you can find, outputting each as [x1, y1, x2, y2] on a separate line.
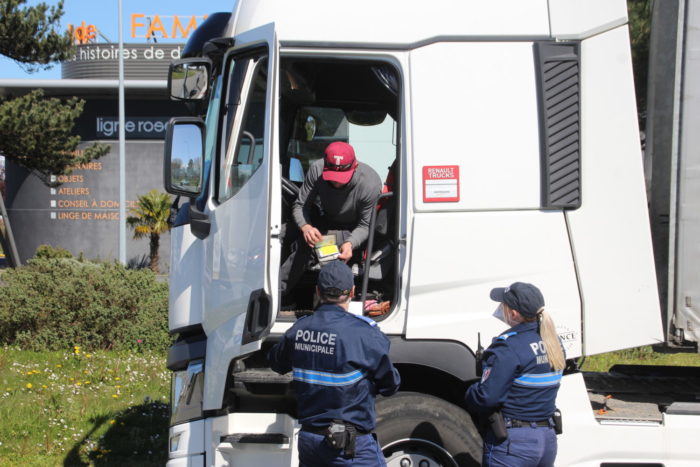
[0, 253, 170, 352]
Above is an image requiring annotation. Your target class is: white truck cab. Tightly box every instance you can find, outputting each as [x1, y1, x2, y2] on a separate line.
[163, 1, 700, 465]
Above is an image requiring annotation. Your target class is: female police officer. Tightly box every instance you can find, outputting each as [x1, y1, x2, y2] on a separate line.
[465, 282, 566, 467]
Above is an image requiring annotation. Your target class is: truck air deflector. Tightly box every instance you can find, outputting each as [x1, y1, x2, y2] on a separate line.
[182, 12, 233, 59]
[535, 41, 581, 209]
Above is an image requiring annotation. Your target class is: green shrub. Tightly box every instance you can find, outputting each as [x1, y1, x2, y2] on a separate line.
[0, 257, 170, 351]
[34, 244, 74, 259]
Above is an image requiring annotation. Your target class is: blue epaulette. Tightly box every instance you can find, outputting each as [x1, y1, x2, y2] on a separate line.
[353, 314, 377, 327]
[497, 331, 518, 340]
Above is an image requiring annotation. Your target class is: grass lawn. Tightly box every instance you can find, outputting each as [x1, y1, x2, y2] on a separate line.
[1, 344, 698, 466]
[579, 345, 700, 372]
[0, 347, 169, 466]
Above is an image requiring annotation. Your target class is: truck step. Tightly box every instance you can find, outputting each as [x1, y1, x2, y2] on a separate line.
[666, 402, 700, 415]
[583, 367, 700, 422]
[234, 368, 292, 384]
[583, 367, 700, 399]
[217, 433, 291, 456]
[221, 433, 290, 445]
[277, 309, 314, 321]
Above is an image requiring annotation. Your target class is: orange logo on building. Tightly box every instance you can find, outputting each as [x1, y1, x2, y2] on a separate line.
[68, 21, 97, 44]
[131, 14, 209, 40]
[68, 14, 209, 44]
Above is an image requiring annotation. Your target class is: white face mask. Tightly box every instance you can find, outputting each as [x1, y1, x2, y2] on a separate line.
[492, 304, 508, 324]
[493, 303, 520, 326]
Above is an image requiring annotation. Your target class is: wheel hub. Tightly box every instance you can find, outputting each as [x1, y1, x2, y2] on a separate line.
[383, 438, 458, 467]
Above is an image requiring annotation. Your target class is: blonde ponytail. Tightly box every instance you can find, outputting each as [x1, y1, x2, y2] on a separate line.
[538, 308, 566, 371]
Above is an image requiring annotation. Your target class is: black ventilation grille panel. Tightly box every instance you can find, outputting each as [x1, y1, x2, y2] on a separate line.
[536, 42, 581, 209]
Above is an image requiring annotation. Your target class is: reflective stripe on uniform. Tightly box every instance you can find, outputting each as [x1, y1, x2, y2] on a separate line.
[353, 315, 377, 327]
[497, 332, 518, 340]
[293, 367, 366, 386]
[513, 371, 563, 387]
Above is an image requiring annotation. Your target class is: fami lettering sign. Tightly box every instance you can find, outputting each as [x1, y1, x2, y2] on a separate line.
[67, 14, 209, 44]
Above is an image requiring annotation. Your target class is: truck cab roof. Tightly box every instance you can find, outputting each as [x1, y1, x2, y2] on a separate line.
[230, 0, 629, 45]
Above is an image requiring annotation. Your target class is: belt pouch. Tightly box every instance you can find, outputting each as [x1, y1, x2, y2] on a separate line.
[488, 411, 508, 442]
[552, 408, 563, 434]
[324, 420, 348, 450]
[343, 425, 357, 459]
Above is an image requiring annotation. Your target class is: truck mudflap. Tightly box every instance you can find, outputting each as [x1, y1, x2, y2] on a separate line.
[208, 412, 298, 466]
[556, 372, 700, 466]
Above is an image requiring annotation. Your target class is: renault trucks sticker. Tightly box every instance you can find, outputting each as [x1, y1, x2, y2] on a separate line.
[423, 165, 459, 202]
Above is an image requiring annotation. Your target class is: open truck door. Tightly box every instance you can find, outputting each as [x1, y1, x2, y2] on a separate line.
[202, 23, 280, 411]
[173, 23, 280, 412]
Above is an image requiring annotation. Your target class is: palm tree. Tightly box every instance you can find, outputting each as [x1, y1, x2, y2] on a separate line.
[126, 190, 172, 273]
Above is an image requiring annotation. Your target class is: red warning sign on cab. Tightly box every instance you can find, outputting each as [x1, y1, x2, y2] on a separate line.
[422, 165, 460, 203]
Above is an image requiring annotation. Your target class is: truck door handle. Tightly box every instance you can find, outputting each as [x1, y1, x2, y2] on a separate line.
[242, 289, 271, 345]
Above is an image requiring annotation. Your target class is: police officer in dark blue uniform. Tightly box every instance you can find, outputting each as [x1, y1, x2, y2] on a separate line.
[465, 282, 566, 467]
[268, 260, 401, 466]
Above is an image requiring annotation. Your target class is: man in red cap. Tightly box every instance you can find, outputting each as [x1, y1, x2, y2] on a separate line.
[280, 141, 382, 296]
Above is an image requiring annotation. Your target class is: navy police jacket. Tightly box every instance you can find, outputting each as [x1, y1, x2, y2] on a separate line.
[465, 321, 563, 421]
[267, 304, 401, 432]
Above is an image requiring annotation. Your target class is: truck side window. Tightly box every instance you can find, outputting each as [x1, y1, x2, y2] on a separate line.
[218, 54, 268, 203]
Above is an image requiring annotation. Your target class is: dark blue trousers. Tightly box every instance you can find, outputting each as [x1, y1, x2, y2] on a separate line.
[298, 430, 386, 467]
[483, 425, 557, 467]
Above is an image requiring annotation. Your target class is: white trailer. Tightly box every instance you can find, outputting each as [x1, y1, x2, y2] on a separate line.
[163, 1, 700, 465]
[646, 0, 700, 348]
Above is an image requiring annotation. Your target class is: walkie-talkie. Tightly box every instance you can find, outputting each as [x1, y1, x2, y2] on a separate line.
[475, 332, 484, 377]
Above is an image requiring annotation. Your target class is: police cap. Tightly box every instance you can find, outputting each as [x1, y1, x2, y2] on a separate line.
[318, 260, 354, 296]
[490, 282, 544, 318]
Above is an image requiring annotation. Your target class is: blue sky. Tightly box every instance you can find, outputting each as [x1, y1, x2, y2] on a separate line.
[1, 0, 235, 79]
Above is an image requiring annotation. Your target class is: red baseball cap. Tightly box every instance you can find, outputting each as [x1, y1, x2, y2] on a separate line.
[322, 142, 358, 184]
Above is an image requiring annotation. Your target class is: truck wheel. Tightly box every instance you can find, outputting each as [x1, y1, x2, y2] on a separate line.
[376, 392, 482, 467]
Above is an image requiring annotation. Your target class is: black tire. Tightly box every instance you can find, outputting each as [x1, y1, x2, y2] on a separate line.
[376, 392, 482, 467]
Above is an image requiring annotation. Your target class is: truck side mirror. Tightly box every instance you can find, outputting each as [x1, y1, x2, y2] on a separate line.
[168, 58, 212, 101]
[164, 118, 206, 197]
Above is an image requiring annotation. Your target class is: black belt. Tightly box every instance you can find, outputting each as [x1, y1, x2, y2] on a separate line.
[507, 418, 552, 428]
[301, 423, 370, 435]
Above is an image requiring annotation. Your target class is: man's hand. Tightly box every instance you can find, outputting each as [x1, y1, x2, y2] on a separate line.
[301, 224, 323, 247]
[338, 242, 353, 261]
